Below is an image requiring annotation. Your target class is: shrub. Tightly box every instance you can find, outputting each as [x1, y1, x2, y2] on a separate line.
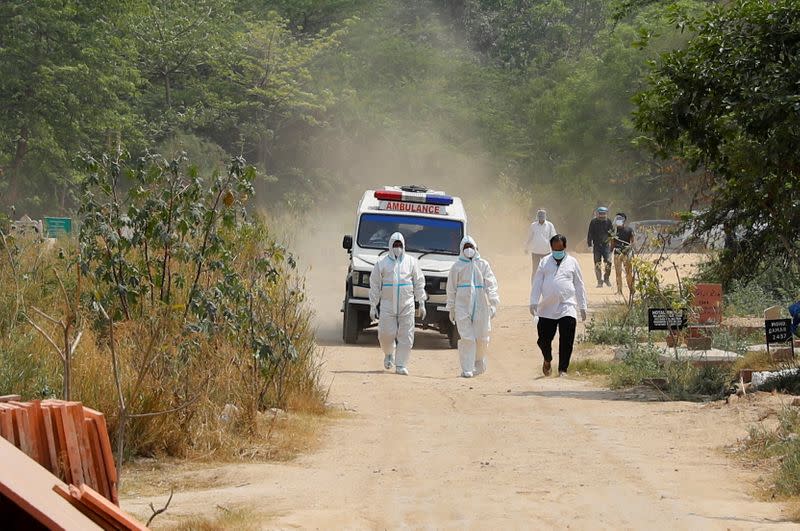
[743, 408, 800, 499]
[710, 327, 748, 355]
[0, 153, 326, 463]
[699, 262, 798, 317]
[583, 318, 639, 345]
[665, 362, 730, 399]
[609, 342, 732, 399]
[582, 304, 647, 345]
[609, 342, 663, 388]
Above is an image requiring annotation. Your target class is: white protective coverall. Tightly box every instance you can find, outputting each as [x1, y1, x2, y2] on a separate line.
[446, 236, 500, 376]
[369, 232, 427, 371]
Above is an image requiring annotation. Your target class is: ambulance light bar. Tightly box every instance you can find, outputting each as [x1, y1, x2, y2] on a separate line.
[374, 190, 454, 206]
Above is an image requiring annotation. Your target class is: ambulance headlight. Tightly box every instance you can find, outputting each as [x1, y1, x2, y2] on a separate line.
[351, 271, 371, 287]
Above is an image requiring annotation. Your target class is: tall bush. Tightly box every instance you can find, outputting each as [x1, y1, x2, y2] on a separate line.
[0, 153, 325, 462]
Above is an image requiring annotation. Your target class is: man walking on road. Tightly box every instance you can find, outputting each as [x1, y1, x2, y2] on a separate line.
[611, 212, 635, 297]
[524, 209, 557, 277]
[446, 236, 500, 378]
[530, 235, 588, 377]
[369, 232, 427, 375]
[587, 206, 613, 288]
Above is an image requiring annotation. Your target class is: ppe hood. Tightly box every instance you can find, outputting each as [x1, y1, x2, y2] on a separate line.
[459, 235, 480, 261]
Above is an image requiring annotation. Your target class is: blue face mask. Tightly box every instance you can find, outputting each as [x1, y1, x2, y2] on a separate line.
[552, 250, 566, 260]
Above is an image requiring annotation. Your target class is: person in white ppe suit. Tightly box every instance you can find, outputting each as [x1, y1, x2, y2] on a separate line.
[446, 236, 500, 378]
[369, 232, 427, 375]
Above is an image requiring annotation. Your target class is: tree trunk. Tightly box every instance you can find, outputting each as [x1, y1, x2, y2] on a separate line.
[7, 126, 29, 205]
[164, 73, 172, 108]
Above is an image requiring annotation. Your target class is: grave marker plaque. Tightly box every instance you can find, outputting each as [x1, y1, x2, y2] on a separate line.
[765, 318, 795, 358]
[648, 308, 687, 331]
[693, 283, 722, 324]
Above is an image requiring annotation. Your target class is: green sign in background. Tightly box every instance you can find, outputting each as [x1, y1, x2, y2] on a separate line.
[44, 217, 73, 238]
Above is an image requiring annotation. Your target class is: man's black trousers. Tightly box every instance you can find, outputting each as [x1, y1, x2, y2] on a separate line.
[536, 316, 577, 372]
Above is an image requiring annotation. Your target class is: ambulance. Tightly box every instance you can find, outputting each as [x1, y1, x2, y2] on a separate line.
[341, 185, 467, 347]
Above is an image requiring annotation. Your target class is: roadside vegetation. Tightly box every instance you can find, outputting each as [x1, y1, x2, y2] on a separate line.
[0, 153, 326, 465]
[740, 407, 800, 519]
[0, 0, 729, 228]
[579, 253, 797, 401]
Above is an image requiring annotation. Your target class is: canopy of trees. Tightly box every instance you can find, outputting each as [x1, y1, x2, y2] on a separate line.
[2, 0, 794, 275]
[635, 0, 800, 283]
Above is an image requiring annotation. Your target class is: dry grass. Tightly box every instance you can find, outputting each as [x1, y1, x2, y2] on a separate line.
[120, 410, 334, 499]
[738, 406, 800, 521]
[155, 506, 260, 531]
[787, 499, 800, 523]
[122, 460, 232, 498]
[0, 223, 329, 463]
[570, 358, 614, 379]
[732, 349, 783, 373]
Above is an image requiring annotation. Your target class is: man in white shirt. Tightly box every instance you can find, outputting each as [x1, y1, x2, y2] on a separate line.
[524, 209, 557, 277]
[529, 234, 588, 377]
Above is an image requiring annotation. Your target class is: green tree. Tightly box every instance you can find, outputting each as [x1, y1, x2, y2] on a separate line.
[634, 0, 800, 283]
[130, 0, 240, 137]
[0, 1, 140, 212]
[443, 0, 609, 68]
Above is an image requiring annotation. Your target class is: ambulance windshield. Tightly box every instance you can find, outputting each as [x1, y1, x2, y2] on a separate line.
[357, 214, 463, 255]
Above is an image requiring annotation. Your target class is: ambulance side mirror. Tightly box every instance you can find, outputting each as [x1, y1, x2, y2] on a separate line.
[342, 235, 353, 251]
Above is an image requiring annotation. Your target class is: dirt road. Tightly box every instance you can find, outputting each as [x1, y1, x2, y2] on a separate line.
[123, 252, 793, 529]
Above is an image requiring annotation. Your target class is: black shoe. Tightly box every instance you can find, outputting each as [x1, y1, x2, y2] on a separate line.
[542, 360, 552, 376]
[604, 280, 612, 287]
[596, 282, 603, 288]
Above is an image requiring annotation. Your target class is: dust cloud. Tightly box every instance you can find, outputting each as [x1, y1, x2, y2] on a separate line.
[275, 134, 545, 343]
[268, 7, 600, 342]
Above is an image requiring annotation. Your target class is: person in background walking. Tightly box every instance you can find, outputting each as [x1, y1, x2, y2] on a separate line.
[587, 206, 613, 288]
[530, 235, 588, 377]
[524, 209, 557, 278]
[611, 212, 635, 297]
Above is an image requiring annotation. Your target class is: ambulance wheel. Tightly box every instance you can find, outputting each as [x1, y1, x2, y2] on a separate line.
[343, 303, 361, 344]
[447, 322, 459, 349]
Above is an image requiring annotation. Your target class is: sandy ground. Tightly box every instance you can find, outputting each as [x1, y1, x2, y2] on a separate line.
[122, 252, 795, 529]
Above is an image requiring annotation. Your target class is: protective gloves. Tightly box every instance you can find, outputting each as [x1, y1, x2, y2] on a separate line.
[529, 304, 537, 317]
[417, 304, 426, 321]
[449, 309, 456, 325]
[370, 305, 379, 321]
[580, 309, 587, 322]
[490, 306, 497, 319]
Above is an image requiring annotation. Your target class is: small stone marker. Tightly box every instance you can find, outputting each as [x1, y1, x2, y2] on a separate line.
[764, 306, 782, 320]
[693, 283, 723, 324]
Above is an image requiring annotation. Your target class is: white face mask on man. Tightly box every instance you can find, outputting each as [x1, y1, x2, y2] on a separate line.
[614, 218, 624, 227]
[463, 247, 476, 259]
[392, 246, 404, 258]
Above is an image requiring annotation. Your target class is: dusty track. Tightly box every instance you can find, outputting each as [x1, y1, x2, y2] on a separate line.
[123, 252, 793, 529]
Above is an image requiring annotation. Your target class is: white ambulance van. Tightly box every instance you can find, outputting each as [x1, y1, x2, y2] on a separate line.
[341, 185, 467, 347]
